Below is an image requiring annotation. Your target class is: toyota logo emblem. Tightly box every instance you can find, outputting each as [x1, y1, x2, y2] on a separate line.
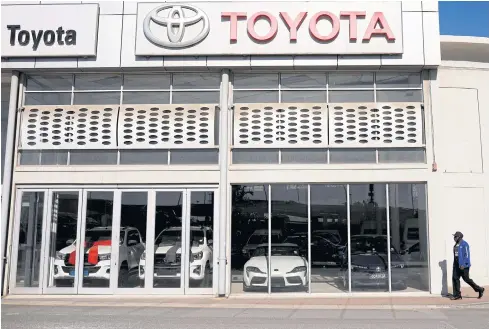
[143, 4, 210, 48]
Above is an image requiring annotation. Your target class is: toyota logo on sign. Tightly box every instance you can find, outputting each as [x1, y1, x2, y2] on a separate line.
[143, 4, 210, 48]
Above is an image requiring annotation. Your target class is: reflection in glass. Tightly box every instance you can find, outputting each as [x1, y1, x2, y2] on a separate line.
[24, 93, 71, 106]
[49, 192, 79, 288]
[280, 73, 326, 88]
[15, 192, 44, 288]
[233, 91, 279, 103]
[310, 185, 348, 293]
[231, 185, 269, 293]
[234, 74, 278, 89]
[375, 73, 421, 88]
[188, 191, 214, 288]
[119, 192, 147, 288]
[271, 184, 308, 293]
[172, 73, 220, 90]
[82, 192, 114, 288]
[348, 184, 389, 292]
[151, 192, 183, 288]
[26, 75, 73, 91]
[389, 183, 429, 292]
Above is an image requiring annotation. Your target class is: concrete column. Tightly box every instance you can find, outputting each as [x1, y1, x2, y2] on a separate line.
[218, 69, 230, 297]
[1, 71, 20, 294]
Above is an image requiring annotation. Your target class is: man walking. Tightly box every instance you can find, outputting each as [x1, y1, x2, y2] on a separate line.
[451, 231, 485, 300]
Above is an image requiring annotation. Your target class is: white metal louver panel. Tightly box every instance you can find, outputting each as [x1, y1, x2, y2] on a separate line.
[20, 105, 117, 149]
[118, 104, 216, 148]
[234, 103, 328, 148]
[329, 103, 423, 147]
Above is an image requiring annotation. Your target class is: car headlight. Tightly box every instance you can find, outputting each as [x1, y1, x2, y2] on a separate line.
[246, 266, 265, 275]
[192, 251, 203, 261]
[287, 266, 307, 274]
[141, 251, 146, 261]
[55, 252, 65, 260]
[392, 263, 405, 269]
[98, 253, 111, 261]
[351, 264, 368, 270]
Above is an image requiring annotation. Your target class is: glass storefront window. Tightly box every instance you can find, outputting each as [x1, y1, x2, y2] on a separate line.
[231, 182, 429, 294]
[231, 184, 270, 294]
[119, 192, 147, 288]
[271, 184, 308, 293]
[310, 184, 348, 293]
[15, 192, 44, 288]
[388, 183, 429, 292]
[349, 184, 388, 292]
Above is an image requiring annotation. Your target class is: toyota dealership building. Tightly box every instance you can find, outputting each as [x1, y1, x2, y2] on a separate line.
[1, 1, 488, 297]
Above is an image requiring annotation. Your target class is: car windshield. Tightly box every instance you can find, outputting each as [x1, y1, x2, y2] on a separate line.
[284, 236, 305, 245]
[155, 229, 204, 246]
[253, 246, 300, 257]
[248, 234, 281, 245]
[351, 236, 390, 254]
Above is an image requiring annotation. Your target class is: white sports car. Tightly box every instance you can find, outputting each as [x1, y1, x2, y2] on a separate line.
[243, 243, 308, 291]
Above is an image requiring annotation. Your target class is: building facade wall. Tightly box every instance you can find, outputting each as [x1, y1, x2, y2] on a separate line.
[5, 1, 488, 297]
[429, 63, 489, 293]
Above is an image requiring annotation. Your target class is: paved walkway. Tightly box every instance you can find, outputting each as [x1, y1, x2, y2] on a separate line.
[3, 286, 488, 310]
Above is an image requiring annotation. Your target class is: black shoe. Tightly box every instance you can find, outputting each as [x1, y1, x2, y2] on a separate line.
[450, 295, 463, 300]
[478, 288, 485, 299]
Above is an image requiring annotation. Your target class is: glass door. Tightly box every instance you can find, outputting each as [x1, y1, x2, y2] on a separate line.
[9, 190, 47, 294]
[43, 190, 83, 294]
[184, 190, 216, 295]
[144, 190, 185, 294]
[140, 189, 217, 295]
[77, 190, 117, 294]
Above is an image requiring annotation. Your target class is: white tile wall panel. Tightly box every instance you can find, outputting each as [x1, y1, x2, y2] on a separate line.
[337, 55, 381, 69]
[120, 15, 163, 68]
[163, 56, 207, 69]
[82, 1, 123, 15]
[402, 1, 422, 11]
[207, 56, 251, 68]
[422, 0, 439, 12]
[234, 103, 328, 148]
[381, 12, 424, 67]
[35, 58, 77, 68]
[293, 56, 338, 69]
[78, 15, 123, 68]
[329, 103, 424, 147]
[250, 56, 294, 68]
[1, 58, 35, 69]
[20, 105, 118, 150]
[118, 104, 217, 148]
[123, 1, 138, 15]
[423, 12, 442, 67]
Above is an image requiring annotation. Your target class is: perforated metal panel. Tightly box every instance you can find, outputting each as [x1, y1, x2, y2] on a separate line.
[329, 103, 423, 146]
[118, 104, 216, 148]
[234, 103, 328, 148]
[20, 105, 117, 149]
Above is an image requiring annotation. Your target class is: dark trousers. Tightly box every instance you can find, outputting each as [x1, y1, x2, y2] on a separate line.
[452, 265, 482, 297]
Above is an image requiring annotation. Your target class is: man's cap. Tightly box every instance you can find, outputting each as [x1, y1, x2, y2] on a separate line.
[453, 231, 464, 238]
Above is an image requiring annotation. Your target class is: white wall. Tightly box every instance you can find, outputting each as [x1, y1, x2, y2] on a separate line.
[429, 63, 489, 294]
[1, 0, 440, 70]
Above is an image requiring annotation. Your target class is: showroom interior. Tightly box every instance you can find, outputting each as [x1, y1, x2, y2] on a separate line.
[2, 1, 488, 298]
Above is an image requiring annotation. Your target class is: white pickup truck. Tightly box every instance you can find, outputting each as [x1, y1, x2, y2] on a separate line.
[139, 226, 213, 286]
[53, 226, 145, 287]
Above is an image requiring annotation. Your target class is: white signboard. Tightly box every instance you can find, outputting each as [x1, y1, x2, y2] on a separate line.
[136, 1, 403, 56]
[1, 4, 99, 58]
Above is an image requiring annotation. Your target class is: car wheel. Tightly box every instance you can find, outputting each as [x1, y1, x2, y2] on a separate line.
[242, 283, 251, 292]
[118, 266, 129, 287]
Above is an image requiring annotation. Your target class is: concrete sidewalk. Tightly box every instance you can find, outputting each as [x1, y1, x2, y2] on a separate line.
[2, 287, 488, 310]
